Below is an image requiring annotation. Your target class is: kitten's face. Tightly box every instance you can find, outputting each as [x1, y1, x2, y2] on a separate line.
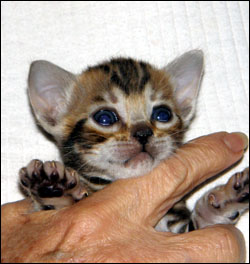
[65, 62, 183, 181]
[28, 51, 203, 189]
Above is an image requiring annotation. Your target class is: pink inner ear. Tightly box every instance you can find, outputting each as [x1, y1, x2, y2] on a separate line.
[174, 77, 200, 109]
[29, 82, 67, 124]
[28, 60, 76, 126]
[164, 50, 204, 124]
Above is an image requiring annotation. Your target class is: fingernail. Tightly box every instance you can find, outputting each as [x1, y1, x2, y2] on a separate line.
[223, 132, 248, 152]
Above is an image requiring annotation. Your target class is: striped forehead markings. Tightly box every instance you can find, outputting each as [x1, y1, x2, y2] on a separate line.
[139, 62, 151, 90]
[88, 58, 151, 96]
[110, 58, 139, 80]
[110, 58, 139, 95]
[87, 64, 110, 73]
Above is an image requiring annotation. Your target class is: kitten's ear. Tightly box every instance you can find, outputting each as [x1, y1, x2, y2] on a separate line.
[28, 60, 76, 136]
[164, 50, 204, 126]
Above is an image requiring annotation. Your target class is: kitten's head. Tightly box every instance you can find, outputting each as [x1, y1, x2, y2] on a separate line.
[28, 51, 203, 189]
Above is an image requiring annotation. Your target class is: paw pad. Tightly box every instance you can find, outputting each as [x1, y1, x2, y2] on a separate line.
[19, 160, 88, 206]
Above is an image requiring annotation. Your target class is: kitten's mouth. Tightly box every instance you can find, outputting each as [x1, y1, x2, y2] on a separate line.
[124, 152, 154, 169]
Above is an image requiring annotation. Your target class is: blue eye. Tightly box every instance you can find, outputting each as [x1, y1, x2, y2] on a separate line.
[151, 106, 172, 122]
[93, 109, 118, 126]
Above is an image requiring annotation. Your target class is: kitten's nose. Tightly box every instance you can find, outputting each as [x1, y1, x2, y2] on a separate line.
[132, 124, 153, 146]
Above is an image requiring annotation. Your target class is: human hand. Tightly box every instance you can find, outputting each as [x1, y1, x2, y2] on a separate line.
[1, 132, 248, 263]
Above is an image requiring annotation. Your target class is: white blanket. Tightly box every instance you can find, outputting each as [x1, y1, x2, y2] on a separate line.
[2, 1, 249, 261]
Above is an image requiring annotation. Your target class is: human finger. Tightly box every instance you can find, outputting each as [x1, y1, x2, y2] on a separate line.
[98, 132, 248, 226]
[159, 224, 246, 263]
[1, 199, 33, 223]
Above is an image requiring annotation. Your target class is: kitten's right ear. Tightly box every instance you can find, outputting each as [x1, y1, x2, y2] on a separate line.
[164, 50, 204, 127]
[28, 60, 76, 136]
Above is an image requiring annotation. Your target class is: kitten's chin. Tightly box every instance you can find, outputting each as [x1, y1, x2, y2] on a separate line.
[123, 152, 153, 169]
[104, 151, 157, 179]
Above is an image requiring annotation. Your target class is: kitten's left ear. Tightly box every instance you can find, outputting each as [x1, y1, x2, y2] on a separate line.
[164, 50, 204, 126]
[28, 60, 77, 137]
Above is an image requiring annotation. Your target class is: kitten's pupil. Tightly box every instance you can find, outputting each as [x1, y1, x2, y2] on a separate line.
[99, 114, 110, 125]
[93, 109, 118, 126]
[152, 106, 172, 122]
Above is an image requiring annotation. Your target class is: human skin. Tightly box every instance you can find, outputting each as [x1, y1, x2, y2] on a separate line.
[1, 132, 248, 263]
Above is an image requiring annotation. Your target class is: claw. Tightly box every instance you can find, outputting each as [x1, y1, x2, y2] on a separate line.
[51, 161, 56, 168]
[237, 193, 249, 203]
[208, 193, 220, 209]
[19, 160, 87, 210]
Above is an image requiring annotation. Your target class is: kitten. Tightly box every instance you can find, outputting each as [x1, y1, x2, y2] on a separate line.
[19, 50, 249, 233]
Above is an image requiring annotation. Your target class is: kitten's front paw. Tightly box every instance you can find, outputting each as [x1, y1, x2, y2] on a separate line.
[208, 167, 249, 213]
[19, 159, 89, 210]
[210, 167, 249, 223]
[193, 167, 249, 229]
[232, 167, 249, 203]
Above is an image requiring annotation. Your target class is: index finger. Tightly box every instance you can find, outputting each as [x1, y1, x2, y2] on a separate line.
[118, 132, 248, 226]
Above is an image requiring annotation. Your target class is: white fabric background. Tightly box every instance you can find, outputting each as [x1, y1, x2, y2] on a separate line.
[2, 1, 249, 261]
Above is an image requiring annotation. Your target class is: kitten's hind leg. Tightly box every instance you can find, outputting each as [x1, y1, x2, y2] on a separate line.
[192, 167, 249, 229]
[19, 160, 89, 211]
[155, 201, 192, 233]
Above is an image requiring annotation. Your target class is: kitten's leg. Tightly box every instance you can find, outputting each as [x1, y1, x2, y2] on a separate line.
[192, 167, 249, 229]
[19, 160, 89, 211]
[155, 201, 192, 233]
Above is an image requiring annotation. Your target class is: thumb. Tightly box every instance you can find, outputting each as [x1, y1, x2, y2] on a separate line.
[109, 132, 248, 226]
[161, 224, 246, 263]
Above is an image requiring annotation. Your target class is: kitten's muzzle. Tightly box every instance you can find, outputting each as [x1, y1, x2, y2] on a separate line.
[132, 124, 153, 146]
